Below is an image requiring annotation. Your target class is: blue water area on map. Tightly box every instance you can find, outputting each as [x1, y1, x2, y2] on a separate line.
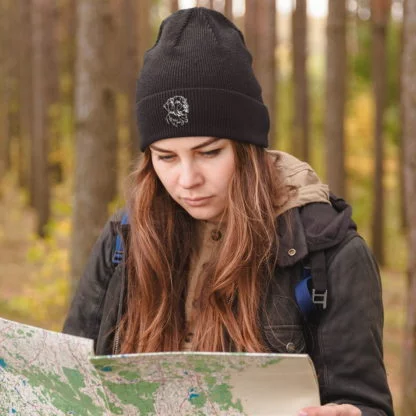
[188, 387, 199, 400]
[0, 358, 7, 368]
[101, 366, 113, 372]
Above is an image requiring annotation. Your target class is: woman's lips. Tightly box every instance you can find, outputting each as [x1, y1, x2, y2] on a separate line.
[182, 196, 212, 207]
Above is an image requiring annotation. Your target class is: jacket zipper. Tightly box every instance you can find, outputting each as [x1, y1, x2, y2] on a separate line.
[113, 328, 121, 355]
[112, 225, 126, 355]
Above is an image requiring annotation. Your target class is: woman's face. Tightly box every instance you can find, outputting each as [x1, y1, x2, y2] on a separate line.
[150, 137, 235, 223]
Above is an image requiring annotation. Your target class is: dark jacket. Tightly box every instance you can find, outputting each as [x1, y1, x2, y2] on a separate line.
[63, 196, 394, 415]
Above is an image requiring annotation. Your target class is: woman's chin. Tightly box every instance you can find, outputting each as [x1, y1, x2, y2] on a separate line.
[183, 207, 224, 223]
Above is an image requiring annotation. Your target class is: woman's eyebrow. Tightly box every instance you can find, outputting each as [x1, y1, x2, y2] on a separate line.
[191, 137, 218, 150]
[150, 138, 219, 153]
[149, 144, 172, 153]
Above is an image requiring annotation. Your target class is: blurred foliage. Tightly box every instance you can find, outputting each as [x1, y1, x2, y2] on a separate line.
[349, 17, 402, 143]
[0, 181, 72, 330]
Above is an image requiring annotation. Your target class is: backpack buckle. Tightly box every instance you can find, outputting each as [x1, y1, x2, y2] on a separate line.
[312, 289, 328, 310]
[112, 250, 124, 264]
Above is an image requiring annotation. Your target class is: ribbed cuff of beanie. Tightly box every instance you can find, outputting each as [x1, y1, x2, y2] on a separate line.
[137, 87, 269, 150]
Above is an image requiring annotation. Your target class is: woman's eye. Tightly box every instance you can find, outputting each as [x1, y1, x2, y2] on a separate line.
[157, 154, 175, 161]
[201, 149, 221, 157]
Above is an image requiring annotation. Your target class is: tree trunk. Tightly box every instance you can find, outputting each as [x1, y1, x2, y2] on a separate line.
[58, 0, 77, 183]
[244, 0, 258, 70]
[224, 0, 233, 21]
[255, 0, 276, 145]
[0, 0, 11, 186]
[6, 1, 20, 178]
[401, 0, 416, 412]
[197, 0, 211, 7]
[325, 0, 347, 197]
[32, 0, 51, 237]
[170, 0, 179, 13]
[122, 0, 140, 158]
[71, 0, 118, 289]
[137, 0, 151, 152]
[370, 0, 390, 266]
[44, 3, 60, 107]
[292, 0, 309, 162]
[17, 0, 33, 191]
[61, 0, 77, 107]
[398, 9, 407, 230]
[138, 0, 151, 71]
[45, 1, 61, 186]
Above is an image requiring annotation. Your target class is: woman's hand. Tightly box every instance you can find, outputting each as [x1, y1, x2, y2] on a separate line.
[298, 403, 362, 416]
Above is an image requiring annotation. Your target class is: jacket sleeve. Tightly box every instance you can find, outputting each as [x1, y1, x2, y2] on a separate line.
[62, 215, 119, 345]
[308, 236, 394, 415]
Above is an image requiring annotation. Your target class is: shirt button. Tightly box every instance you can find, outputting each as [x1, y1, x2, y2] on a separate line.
[211, 230, 222, 241]
[286, 342, 296, 353]
[288, 248, 296, 256]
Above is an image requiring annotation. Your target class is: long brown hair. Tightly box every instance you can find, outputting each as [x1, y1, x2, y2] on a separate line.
[119, 142, 290, 353]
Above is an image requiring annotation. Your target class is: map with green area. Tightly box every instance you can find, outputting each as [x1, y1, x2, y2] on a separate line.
[0, 317, 320, 415]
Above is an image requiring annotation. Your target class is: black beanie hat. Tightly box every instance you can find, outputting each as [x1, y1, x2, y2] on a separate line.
[136, 7, 269, 150]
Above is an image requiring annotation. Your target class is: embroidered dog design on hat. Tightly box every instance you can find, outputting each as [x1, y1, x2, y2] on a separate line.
[164, 96, 189, 127]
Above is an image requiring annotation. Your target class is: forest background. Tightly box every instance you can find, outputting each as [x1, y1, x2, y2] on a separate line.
[0, 0, 414, 414]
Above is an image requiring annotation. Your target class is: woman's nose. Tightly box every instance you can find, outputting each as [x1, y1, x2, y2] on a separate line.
[178, 162, 202, 188]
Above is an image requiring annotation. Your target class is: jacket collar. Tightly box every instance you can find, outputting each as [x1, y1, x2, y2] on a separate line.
[276, 195, 356, 268]
[276, 209, 308, 268]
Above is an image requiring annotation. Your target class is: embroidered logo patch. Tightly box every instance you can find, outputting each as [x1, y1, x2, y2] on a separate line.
[163, 96, 189, 127]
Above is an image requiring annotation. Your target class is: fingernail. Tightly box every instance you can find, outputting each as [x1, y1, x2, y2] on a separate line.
[298, 412, 308, 416]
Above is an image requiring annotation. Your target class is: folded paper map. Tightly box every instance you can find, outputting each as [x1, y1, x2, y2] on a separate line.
[0, 317, 320, 415]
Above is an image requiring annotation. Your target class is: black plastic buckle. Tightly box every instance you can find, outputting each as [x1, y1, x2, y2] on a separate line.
[312, 289, 328, 310]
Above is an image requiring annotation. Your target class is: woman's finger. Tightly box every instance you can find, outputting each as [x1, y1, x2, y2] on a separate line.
[298, 403, 362, 416]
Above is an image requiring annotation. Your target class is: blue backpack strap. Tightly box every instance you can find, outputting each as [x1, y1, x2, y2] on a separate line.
[295, 252, 328, 319]
[112, 213, 129, 265]
[295, 267, 316, 317]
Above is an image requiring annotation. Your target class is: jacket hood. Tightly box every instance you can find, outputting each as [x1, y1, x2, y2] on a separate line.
[268, 150, 330, 216]
[276, 194, 357, 268]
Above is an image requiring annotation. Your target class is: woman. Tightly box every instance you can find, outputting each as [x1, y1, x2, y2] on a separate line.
[64, 7, 393, 416]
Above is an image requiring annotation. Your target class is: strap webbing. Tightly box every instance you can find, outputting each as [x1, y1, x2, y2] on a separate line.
[310, 251, 326, 292]
[112, 213, 129, 265]
[295, 251, 329, 318]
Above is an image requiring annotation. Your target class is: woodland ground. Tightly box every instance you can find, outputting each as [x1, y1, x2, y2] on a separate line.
[0, 178, 406, 414]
